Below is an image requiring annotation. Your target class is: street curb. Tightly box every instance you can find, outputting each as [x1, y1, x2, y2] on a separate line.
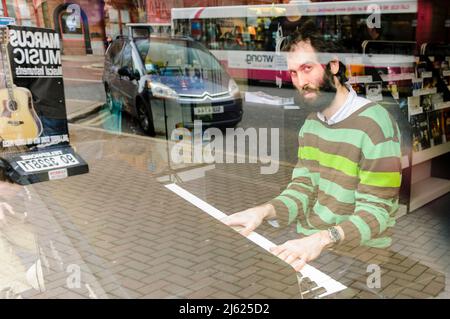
[67, 102, 105, 123]
[62, 55, 104, 62]
[82, 63, 104, 70]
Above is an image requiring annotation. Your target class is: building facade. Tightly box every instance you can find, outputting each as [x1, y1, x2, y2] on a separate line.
[6, 0, 445, 56]
[1, 0, 106, 54]
[0, 0, 285, 55]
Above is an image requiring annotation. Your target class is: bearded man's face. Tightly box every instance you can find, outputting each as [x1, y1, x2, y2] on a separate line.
[287, 41, 338, 111]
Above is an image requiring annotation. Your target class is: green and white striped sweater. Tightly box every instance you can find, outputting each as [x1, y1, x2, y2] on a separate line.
[269, 102, 402, 248]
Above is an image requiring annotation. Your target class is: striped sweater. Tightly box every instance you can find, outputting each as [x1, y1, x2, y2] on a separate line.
[269, 102, 402, 248]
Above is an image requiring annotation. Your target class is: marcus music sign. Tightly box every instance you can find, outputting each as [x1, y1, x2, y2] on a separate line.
[9, 27, 62, 77]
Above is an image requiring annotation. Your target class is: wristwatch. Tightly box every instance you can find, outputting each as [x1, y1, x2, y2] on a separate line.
[327, 226, 342, 246]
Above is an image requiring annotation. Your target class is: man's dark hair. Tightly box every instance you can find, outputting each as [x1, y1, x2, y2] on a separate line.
[282, 19, 348, 85]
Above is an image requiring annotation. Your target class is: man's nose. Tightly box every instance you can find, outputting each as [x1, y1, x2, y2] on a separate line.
[294, 73, 309, 90]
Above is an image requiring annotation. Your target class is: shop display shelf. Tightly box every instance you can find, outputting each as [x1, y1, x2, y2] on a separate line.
[411, 141, 450, 166]
[410, 177, 450, 212]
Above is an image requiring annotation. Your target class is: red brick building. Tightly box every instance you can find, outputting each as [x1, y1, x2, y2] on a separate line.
[1, 0, 107, 54]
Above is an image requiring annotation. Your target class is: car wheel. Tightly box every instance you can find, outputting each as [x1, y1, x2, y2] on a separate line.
[136, 100, 156, 136]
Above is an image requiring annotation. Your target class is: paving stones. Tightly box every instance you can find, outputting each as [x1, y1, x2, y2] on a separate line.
[2, 125, 449, 299]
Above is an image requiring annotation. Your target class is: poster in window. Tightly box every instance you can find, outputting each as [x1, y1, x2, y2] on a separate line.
[0, 25, 69, 149]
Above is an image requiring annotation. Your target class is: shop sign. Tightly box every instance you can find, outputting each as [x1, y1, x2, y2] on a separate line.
[226, 51, 288, 70]
[0, 25, 89, 184]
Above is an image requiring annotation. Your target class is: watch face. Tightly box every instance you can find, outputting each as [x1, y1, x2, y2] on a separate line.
[329, 227, 341, 243]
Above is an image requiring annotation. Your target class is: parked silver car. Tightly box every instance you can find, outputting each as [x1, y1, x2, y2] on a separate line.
[102, 33, 243, 136]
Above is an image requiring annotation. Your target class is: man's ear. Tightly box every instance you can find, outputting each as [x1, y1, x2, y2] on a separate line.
[329, 59, 340, 75]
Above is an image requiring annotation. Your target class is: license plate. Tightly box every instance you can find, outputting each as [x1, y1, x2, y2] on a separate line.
[17, 154, 80, 173]
[194, 105, 224, 115]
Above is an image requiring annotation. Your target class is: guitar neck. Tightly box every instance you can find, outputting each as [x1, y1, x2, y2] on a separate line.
[0, 34, 15, 102]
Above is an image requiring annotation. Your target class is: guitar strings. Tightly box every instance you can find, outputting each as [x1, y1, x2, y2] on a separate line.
[0, 37, 6, 144]
[1, 35, 8, 97]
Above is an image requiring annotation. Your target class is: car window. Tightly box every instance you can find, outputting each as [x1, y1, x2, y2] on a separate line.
[135, 39, 223, 75]
[107, 39, 124, 66]
[121, 42, 134, 70]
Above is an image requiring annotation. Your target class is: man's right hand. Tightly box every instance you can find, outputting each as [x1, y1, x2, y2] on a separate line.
[222, 203, 276, 237]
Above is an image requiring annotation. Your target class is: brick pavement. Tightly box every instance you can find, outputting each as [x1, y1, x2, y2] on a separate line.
[0, 123, 448, 299]
[1, 125, 300, 299]
[178, 160, 448, 299]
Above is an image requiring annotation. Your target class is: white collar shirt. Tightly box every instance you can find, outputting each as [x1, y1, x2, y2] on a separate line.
[317, 85, 372, 125]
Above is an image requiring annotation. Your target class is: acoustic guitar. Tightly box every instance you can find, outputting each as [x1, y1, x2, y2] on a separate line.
[0, 26, 42, 142]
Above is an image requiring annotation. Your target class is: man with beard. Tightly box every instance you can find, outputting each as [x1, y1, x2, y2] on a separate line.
[223, 21, 402, 271]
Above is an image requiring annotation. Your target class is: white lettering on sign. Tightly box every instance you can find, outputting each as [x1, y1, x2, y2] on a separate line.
[8, 28, 62, 77]
[246, 54, 274, 65]
[20, 151, 63, 160]
[9, 30, 60, 49]
[225, 51, 285, 70]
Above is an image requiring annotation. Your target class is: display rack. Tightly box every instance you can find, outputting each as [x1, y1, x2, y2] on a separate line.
[410, 141, 450, 211]
[408, 43, 450, 211]
[357, 40, 450, 214]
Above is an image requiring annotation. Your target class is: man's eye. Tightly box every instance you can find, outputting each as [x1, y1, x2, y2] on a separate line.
[289, 70, 297, 77]
[303, 66, 312, 72]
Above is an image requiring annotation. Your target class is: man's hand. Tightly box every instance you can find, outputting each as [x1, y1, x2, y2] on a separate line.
[0, 202, 16, 227]
[270, 230, 331, 271]
[222, 203, 276, 236]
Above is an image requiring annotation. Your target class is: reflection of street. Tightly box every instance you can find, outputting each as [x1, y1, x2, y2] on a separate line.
[62, 55, 304, 164]
[1, 113, 448, 298]
[73, 82, 306, 165]
[69, 79, 411, 168]
[76, 106, 145, 136]
[57, 56, 449, 299]
[0, 181, 117, 298]
[62, 56, 412, 167]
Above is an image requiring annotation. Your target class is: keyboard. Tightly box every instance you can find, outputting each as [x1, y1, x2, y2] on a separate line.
[165, 183, 348, 299]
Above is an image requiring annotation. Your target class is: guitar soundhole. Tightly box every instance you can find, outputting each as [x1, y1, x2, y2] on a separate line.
[7, 100, 18, 111]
